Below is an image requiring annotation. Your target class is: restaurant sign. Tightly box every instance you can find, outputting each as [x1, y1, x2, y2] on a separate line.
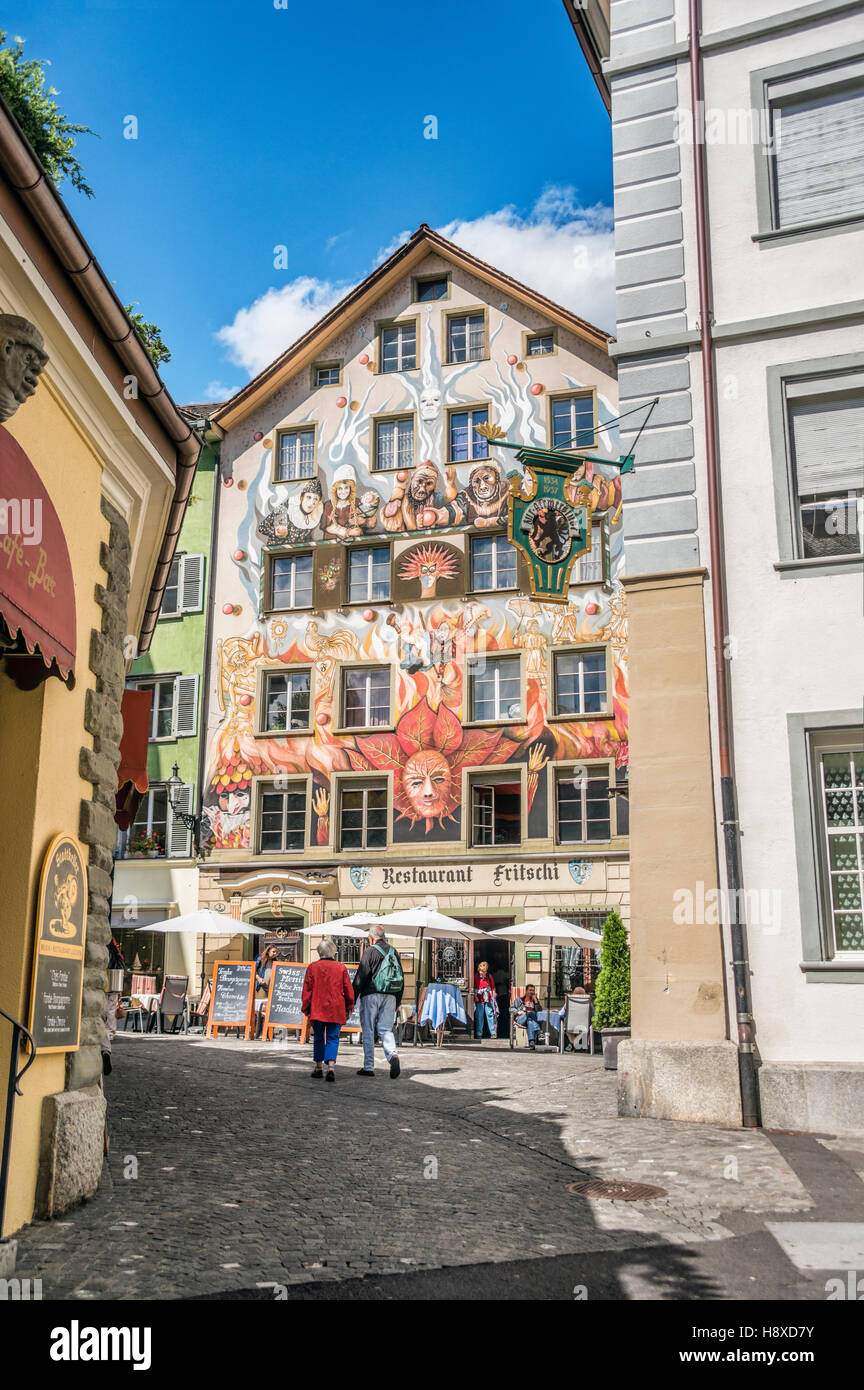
[27, 834, 88, 1052]
[339, 858, 605, 897]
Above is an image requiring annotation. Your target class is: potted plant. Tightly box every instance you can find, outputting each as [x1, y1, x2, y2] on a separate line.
[128, 833, 162, 859]
[591, 909, 631, 1070]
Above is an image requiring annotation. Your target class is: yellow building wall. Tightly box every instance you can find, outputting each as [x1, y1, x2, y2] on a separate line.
[0, 378, 109, 1235]
[623, 571, 728, 1042]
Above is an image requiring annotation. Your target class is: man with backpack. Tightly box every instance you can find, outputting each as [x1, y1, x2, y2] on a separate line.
[353, 925, 404, 1079]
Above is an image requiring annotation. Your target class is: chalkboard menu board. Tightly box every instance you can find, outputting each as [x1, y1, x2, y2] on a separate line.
[346, 968, 361, 1031]
[264, 961, 307, 1032]
[263, 961, 363, 1037]
[207, 960, 256, 1037]
[28, 834, 88, 1053]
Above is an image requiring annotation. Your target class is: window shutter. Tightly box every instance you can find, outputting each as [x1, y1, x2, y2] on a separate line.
[313, 544, 346, 611]
[773, 83, 864, 227]
[790, 395, 864, 494]
[181, 554, 205, 612]
[160, 558, 180, 617]
[167, 783, 193, 858]
[172, 674, 199, 737]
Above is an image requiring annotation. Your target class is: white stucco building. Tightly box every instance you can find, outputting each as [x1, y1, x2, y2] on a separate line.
[566, 0, 864, 1131]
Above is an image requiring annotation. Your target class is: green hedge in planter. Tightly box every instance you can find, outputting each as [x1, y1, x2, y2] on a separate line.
[592, 909, 631, 1029]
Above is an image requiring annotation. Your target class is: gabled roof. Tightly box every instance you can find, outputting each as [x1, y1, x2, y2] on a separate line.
[212, 224, 612, 431]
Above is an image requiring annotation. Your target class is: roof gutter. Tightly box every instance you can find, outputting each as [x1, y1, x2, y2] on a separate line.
[0, 95, 201, 656]
[688, 0, 760, 1127]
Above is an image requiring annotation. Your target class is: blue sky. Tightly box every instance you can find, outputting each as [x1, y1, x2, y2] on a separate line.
[9, 0, 613, 403]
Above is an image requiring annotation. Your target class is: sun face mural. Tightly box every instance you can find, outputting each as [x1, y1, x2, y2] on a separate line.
[345, 696, 519, 835]
[205, 288, 628, 855]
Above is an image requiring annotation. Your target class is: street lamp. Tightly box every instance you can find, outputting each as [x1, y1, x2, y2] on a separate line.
[166, 763, 205, 857]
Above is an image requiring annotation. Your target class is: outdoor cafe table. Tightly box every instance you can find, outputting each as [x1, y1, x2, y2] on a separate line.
[420, 981, 467, 1043]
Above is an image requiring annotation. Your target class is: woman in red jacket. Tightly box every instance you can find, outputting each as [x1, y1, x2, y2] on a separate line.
[301, 939, 355, 1082]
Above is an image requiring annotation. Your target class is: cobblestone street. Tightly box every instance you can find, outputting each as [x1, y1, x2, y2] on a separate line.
[13, 1034, 864, 1301]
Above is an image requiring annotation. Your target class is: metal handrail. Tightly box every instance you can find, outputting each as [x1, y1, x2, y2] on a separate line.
[0, 1005, 36, 1240]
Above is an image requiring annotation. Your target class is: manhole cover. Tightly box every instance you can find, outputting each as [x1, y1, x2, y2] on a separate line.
[566, 1179, 667, 1201]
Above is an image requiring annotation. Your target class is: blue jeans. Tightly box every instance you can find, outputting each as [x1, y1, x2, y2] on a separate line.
[359, 993, 398, 1071]
[516, 1012, 540, 1043]
[474, 1002, 497, 1038]
[312, 1020, 342, 1064]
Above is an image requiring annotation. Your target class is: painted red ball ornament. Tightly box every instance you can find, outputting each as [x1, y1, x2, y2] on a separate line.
[316, 712, 329, 726]
[585, 602, 599, 615]
[530, 382, 544, 396]
[507, 354, 518, 365]
[222, 602, 234, 615]
[223, 476, 234, 487]
[253, 431, 263, 442]
[233, 549, 246, 562]
[359, 354, 369, 365]
[421, 509, 438, 527]
[336, 395, 347, 408]
[239, 694, 251, 706]
[396, 469, 409, 483]
[362, 608, 376, 622]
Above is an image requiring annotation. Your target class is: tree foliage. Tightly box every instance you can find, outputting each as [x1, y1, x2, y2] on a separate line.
[592, 909, 631, 1030]
[0, 32, 95, 197]
[124, 305, 172, 368]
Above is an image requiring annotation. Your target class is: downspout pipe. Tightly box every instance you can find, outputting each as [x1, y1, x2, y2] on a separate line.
[688, 0, 760, 1127]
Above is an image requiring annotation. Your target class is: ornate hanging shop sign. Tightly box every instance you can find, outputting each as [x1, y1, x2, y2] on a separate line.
[476, 422, 642, 605]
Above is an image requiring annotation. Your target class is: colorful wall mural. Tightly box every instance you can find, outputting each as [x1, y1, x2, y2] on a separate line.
[203, 254, 627, 858]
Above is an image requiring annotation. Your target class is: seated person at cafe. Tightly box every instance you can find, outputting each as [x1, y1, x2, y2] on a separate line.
[513, 984, 542, 1048]
[555, 985, 593, 1050]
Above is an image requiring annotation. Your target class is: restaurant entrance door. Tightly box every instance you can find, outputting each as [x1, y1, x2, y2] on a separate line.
[467, 919, 513, 1039]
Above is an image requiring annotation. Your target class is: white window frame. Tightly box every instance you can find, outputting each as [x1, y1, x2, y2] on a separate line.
[262, 669, 312, 733]
[269, 552, 314, 611]
[815, 741, 864, 957]
[550, 392, 596, 451]
[469, 655, 521, 723]
[470, 535, 518, 592]
[380, 321, 417, 373]
[554, 767, 612, 845]
[348, 546, 391, 603]
[570, 523, 606, 585]
[257, 780, 308, 855]
[448, 405, 490, 463]
[374, 415, 414, 472]
[276, 428, 316, 482]
[470, 777, 522, 849]
[340, 666, 391, 730]
[338, 780, 389, 852]
[553, 649, 608, 718]
[447, 312, 486, 364]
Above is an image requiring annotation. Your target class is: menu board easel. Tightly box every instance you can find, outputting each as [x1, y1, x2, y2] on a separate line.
[207, 960, 256, 1039]
[263, 961, 309, 1041]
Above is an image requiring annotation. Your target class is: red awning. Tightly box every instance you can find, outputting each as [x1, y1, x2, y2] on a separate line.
[115, 688, 152, 830]
[0, 426, 76, 688]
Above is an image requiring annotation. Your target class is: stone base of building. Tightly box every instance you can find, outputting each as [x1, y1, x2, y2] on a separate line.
[617, 1039, 743, 1126]
[35, 1086, 106, 1219]
[758, 1062, 864, 1137]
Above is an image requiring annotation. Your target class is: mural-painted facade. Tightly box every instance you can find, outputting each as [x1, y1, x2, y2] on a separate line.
[198, 230, 629, 988]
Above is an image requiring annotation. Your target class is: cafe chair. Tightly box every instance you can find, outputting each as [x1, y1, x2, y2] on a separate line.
[122, 997, 145, 1032]
[187, 979, 212, 1034]
[397, 989, 430, 1046]
[558, 995, 594, 1054]
[147, 975, 189, 1035]
[508, 987, 528, 1050]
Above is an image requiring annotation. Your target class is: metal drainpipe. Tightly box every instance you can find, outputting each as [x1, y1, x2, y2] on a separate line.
[688, 0, 760, 1126]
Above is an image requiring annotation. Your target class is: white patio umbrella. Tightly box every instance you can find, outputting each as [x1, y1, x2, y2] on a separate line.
[298, 911, 413, 938]
[138, 908, 268, 994]
[375, 907, 488, 1043]
[487, 916, 603, 1045]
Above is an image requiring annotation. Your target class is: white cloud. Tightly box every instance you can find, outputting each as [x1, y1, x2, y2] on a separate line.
[439, 187, 614, 333]
[215, 187, 614, 379]
[200, 379, 240, 402]
[216, 275, 349, 376]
